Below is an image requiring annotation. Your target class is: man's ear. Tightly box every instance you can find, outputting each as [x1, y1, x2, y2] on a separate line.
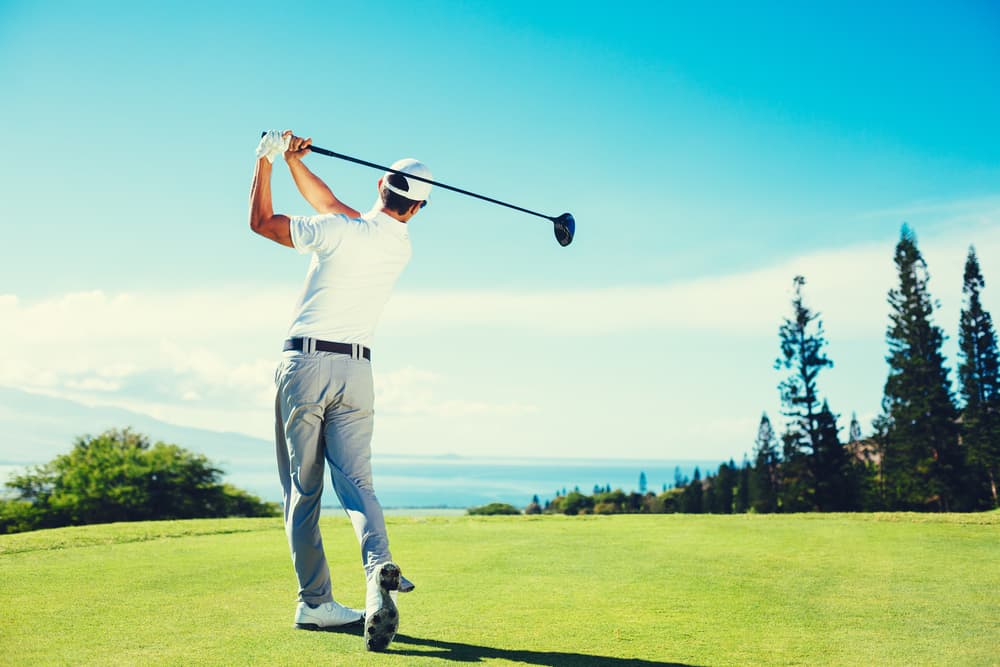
[408, 201, 423, 215]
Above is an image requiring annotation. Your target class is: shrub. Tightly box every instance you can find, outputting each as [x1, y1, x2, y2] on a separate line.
[1, 429, 279, 534]
[467, 502, 522, 516]
[593, 501, 619, 515]
[559, 491, 594, 516]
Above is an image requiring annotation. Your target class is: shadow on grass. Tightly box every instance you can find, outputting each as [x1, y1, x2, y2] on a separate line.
[319, 625, 696, 665]
[388, 633, 698, 666]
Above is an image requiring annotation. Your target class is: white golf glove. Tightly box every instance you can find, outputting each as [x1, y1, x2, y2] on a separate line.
[256, 130, 290, 163]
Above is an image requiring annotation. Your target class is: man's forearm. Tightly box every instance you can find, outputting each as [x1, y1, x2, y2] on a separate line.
[287, 157, 358, 216]
[249, 158, 293, 246]
[249, 157, 275, 226]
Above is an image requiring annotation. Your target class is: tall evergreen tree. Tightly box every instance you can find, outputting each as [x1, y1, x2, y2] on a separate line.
[750, 412, 779, 513]
[811, 401, 856, 510]
[957, 246, 1000, 508]
[713, 460, 737, 514]
[880, 225, 962, 511]
[703, 472, 719, 514]
[735, 455, 751, 514]
[682, 467, 704, 514]
[776, 276, 832, 448]
[673, 466, 687, 490]
[775, 275, 835, 510]
[779, 430, 813, 511]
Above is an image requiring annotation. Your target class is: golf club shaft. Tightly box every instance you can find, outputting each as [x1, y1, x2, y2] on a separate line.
[304, 143, 556, 223]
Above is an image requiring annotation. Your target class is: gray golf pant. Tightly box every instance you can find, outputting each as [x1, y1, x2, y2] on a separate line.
[274, 351, 392, 605]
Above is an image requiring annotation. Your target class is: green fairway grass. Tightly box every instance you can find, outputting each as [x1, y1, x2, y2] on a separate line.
[1, 512, 997, 666]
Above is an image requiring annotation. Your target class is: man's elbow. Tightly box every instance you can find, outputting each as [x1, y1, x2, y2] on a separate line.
[249, 215, 264, 234]
[249, 214, 293, 247]
[250, 213, 272, 236]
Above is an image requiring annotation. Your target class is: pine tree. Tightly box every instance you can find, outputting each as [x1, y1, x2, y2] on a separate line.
[714, 460, 737, 514]
[811, 401, 856, 510]
[735, 455, 751, 513]
[750, 413, 779, 512]
[958, 246, 1000, 508]
[682, 467, 704, 513]
[779, 430, 813, 511]
[703, 473, 719, 513]
[673, 466, 687, 490]
[880, 225, 961, 510]
[775, 275, 835, 510]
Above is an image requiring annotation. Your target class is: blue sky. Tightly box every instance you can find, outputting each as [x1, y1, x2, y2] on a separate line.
[2, 1, 999, 462]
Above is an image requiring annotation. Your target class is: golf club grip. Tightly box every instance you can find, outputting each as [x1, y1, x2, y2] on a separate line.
[259, 132, 556, 222]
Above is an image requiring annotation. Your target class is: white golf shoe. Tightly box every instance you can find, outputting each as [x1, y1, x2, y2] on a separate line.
[364, 562, 401, 652]
[294, 600, 364, 630]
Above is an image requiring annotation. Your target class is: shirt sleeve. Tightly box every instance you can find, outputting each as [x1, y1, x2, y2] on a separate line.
[288, 214, 349, 255]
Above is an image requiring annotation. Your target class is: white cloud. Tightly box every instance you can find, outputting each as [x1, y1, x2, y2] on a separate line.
[375, 367, 537, 418]
[0, 291, 540, 438]
[0, 288, 289, 344]
[1, 204, 997, 453]
[383, 219, 1000, 340]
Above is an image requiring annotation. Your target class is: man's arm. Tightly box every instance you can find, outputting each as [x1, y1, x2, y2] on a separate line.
[249, 153, 293, 247]
[285, 134, 360, 217]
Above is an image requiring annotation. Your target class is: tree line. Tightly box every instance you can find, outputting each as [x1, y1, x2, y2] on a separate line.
[534, 226, 999, 515]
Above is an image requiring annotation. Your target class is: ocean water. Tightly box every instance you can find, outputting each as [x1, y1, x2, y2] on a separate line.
[309, 455, 723, 509]
[3, 457, 727, 511]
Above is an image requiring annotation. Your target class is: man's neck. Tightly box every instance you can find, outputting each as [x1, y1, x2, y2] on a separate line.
[380, 206, 411, 223]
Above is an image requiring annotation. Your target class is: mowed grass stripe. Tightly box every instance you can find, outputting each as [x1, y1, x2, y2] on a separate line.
[0, 517, 283, 555]
[1, 513, 997, 666]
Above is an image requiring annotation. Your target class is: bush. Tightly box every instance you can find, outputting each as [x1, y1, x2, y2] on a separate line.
[658, 488, 684, 513]
[1, 429, 279, 534]
[559, 491, 594, 516]
[593, 489, 627, 513]
[642, 492, 665, 513]
[467, 502, 521, 516]
[593, 501, 619, 515]
[0, 499, 40, 534]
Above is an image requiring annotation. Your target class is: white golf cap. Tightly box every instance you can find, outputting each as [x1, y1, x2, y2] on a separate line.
[382, 158, 433, 202]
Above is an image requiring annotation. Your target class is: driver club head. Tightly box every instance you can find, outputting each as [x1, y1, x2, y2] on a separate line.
[553, 213, 575, 247]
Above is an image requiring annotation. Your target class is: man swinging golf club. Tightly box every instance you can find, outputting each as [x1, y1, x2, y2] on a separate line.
[249, 129, 428, 652]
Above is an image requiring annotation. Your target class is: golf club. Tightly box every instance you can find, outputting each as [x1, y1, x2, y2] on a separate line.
[261, 132, 575, 246]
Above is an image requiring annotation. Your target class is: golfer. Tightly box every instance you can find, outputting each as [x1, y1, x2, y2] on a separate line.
[249, 129, 429, 652]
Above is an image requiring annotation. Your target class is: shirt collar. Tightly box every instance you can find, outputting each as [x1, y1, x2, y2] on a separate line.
[363, 207, 409, 235]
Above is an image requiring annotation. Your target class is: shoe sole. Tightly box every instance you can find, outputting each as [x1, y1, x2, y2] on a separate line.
[364, 563, 400, 652]
[294, 618, 362, 632]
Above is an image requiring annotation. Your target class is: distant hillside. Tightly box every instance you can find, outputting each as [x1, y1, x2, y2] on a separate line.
[0, 386, 276, 499]
[0, 386, 726, 509]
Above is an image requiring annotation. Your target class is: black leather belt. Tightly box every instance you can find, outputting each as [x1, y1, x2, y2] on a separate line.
[283, 337, 371, 361]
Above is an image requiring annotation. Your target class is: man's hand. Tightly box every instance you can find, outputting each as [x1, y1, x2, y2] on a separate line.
[249, 131, 293, 247]
[284, 132, 313, 162]
[256, 129, 291, 164]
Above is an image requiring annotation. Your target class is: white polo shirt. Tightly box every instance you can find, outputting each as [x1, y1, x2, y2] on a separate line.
[286, 208, 412, 348]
